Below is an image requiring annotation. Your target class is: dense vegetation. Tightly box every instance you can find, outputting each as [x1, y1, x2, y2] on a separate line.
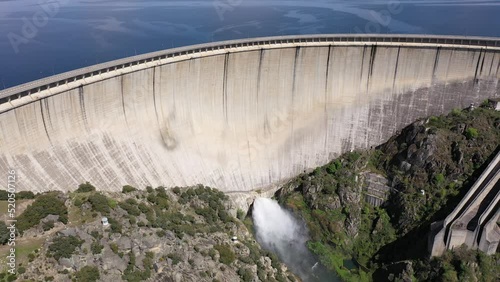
[47, 235, 84, 260]
[74, 266, 100, 282]
[0, 190, 35, 200]
[75, 182, 96, 193]
[413, 246, 499, 281]
[277, 104, 500, 281]
[16, 193, 68, 234]
[0, 221, 9, 245]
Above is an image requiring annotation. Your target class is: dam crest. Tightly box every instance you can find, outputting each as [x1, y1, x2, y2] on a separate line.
[0, 34, 499, 192]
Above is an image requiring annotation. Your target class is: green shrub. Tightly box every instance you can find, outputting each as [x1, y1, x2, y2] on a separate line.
[28, 253, 35, 262]
[465, 127, 478, 140]
[0, 190, 35, 201]
[168, 253, 182, 265]
[0, 190, 7, 200]
[326, 160, 342, 174]
[434, 173, 445, 185]
[110, 243, 119, 254]
[129, 216, 137, 225]
[91, 241, 104, 254]
[17, 266, 25, 274]
[90, 230, 100, 239]
[88, 193, 110, 214]
[236, 209, 246, 220]
[451, 108, 463, 117]
[0, 221, 9, 245]
[74, 198, 83, 207]
[155, 186, 168, 198]
[42, 220, 55, 231]
[75, 182, 96, 193]
[17, 193, 68, 234]
[214, 244, 235, 265]
[107, 217, 122, 234]
[138, 202, 151, 214]
[108, 199, 118, 209]
[16, 191, 35, 199]
[238, 267, 253, 282]
[118, 201, 141, 216]
[122, 185, 137, 193]
[47, 235, 83, 260]
[74, 266, 100, 282]
[172, 187, 181, 195]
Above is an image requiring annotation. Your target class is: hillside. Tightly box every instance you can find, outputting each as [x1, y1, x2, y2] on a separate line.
[276, 102, 500, 281]
[0, 185, 297, 282]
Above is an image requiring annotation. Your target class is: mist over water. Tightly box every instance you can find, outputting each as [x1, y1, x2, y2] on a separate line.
[252, 198, 339, 282]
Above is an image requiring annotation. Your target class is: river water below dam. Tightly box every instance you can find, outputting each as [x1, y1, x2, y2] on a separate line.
[252, 198, 339, 281]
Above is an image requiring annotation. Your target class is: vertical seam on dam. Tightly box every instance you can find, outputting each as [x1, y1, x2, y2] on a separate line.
[473, 49, 483, 84]
[496, 56, 500, 77]
[78, 85, 88, 131]
[367, 45, 377, 92]
[256, 49, 264, 103]
[291, 46, 300, 160]
[152, 66, 162, 128]
[432, 47, 441, 79]
[44, 99, 53, 128]
[487, 53, 495, 75]
[474, 49, 483, 84]
[292, 47, 300, 100]
[324, 45, 332, 150]
[324, 45, 332, 99]
[360, 45, 366, 84]
[39, 100, 52, 144]
[393, 46, 401, 90]
[121, 76, 129, 126]
[223, 53, 229, 122]
[480, 50, 486, 75]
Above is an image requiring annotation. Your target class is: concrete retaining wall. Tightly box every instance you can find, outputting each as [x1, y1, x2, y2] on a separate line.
[0, 35, 499, 192]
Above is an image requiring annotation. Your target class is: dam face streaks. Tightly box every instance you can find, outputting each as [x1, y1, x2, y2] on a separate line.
[0, 38, 499, 192]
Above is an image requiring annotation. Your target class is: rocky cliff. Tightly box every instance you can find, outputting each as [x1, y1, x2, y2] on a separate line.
[276, 103, 500, 281]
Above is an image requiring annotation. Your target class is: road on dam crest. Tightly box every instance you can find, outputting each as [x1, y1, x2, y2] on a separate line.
[0, 35, 499, 192]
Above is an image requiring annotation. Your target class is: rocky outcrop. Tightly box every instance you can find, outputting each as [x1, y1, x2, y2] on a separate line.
[14, 186, 298, 282]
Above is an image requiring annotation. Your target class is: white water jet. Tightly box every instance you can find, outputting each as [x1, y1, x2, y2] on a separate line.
[252, 198, 339, 282]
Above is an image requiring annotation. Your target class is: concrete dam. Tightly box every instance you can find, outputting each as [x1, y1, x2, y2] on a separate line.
[0, 34, 499, 192]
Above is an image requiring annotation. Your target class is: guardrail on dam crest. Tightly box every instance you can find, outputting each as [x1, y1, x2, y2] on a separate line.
[0, 34, 499, 192]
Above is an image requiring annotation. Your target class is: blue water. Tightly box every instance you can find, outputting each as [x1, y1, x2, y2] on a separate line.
[0, 0, 499, 89]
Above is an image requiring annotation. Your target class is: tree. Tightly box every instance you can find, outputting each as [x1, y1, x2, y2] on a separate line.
[214, 244, 235, 265]
[16, 193, 68, 234]
[88, 193, 110, 214]
[75, 266, 100, 282]
[0, 221, 9, 245]
[91, 241, 104, 254]
[122, 185, 137, 193]
[48, 235, 83, 260]
[75, 182, 96, 193]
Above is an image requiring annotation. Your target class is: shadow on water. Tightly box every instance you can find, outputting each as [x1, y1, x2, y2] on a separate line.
[252, 198, 340, 282]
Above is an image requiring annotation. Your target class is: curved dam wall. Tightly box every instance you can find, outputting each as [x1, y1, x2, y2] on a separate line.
[0, 35, 499, 192]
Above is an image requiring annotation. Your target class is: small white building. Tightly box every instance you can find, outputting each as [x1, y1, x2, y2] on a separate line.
[101, 217, 109, 226]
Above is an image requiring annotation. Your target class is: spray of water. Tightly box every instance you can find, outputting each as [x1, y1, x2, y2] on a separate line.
[252, 198, 339, 282]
